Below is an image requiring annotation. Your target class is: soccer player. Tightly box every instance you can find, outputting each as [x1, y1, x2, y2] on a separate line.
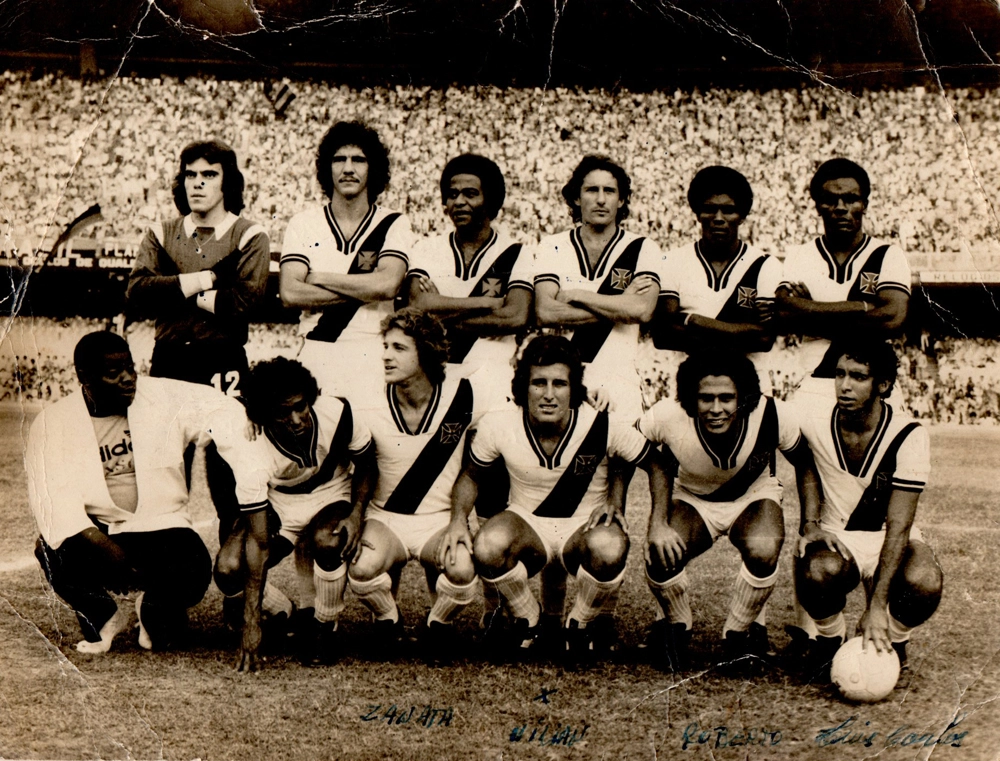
[347, 309, 487, 657]
[775, 158, 910, 400]
[280, 121, 414, 400]
[25, 332, 269, 661]
[532, 155, 666, 421]
[440, 335, 664, 660]
[652, 166, 781, 393]
[407, 154, 532, 400]
[213, 358, 376, 667]
[775, 158, 911, 643]
[636, 352, 806, 672]
[125, 139, 269, 542]
[794, 340, 942, 680]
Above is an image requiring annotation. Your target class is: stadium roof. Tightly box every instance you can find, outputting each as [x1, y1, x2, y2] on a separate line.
[2, 0, 999, 87]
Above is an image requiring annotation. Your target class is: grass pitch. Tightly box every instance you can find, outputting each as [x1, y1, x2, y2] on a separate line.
[1, 407, 999, 761]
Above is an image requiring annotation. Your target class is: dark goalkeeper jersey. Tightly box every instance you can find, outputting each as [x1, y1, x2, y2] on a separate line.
[126, 213, 270, 347]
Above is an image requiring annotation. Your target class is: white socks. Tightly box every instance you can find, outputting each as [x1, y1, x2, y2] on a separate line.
[646, 568, 693, 630]
[484, 562, 539, 626]
[428, 575, 479, 626]
[723, 564, 779, 636]
[350, 572, 398, 623]
[314, 564, 348, 624]
[567, 567, 625, 627]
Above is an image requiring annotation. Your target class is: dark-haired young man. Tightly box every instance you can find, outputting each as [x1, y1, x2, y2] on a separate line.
[214, 357, 376, 667]
[348, 309, 489, 655]
[636, 352, 806, 672]
[653, 166, 781, 394]
[441, 335, 664, 660]
[407, 154, 532, 402]
[775, 158, 910, 399]
[794, 341, 941, 681]
[280, 121, 414, 400]
[125, 139, 270, 550]
[532, 155, 666, 422]
[26, 333, 268, 661]
[127, 138, 269, 394]
[775, 158, 911, 644]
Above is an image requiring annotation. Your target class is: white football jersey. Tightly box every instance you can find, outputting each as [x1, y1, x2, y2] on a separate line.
[799, 398, 930, 531]
[470, 404, 652, 520]
[408, 226, 532, 373]
[356, 373, 489, 515]
[530, 227, 667, 378]
[660, 240, 782, 376]
[780, 235, 910, 378]
[281, 203, 413, 342]
[638, 396, 801, 501]
[260, 396, 373, 517]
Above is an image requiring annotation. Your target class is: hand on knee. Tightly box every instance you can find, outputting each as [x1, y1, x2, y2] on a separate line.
[442, 547, 477, 586]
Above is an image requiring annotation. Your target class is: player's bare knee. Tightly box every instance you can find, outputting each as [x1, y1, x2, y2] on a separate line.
[312, 528, 346, 573]
[800, 545, 850, 587]
[740, 535, 782, 578]
[583, 526, 629, 580]
[473, 525, 513, 576]
[443, 549, 476, 586]
[898, 555, 943, 601]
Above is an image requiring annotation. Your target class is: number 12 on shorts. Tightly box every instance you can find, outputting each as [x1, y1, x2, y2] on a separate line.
[210, 371, 241, 397]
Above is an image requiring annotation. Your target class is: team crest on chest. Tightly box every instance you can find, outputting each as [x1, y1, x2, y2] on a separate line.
[481, 278, 502, 297]
[357, 251, 377, 271]
[573, 454, 598, 476]
[610, 268, 633, 290]
[860, 272, 879, 295]
[737, 286, 757, 308]
[439, 423, 465, 444]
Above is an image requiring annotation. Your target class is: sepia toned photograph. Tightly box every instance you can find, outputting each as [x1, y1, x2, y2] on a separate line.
[2, 2, 1000, 758]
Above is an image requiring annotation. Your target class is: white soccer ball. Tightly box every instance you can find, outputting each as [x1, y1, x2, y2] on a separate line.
[830, 636, 901, 703]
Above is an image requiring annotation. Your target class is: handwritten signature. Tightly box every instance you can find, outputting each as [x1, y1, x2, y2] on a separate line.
[815, 713, 968, 749]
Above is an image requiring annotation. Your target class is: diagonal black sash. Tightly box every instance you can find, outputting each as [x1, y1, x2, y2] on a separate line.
[308, 212, 402, 343]
[698, 398, 778, 503]
[569, 238, 645, 364]
[715, 255, 769, 324]
[448, 243, 524, 363]
[533, 411, 609, 518]
[273, 399, 357, 495]
[844, 422, 921, 532]
[811, 244, 890, 378]
[381, 379, 474, 514]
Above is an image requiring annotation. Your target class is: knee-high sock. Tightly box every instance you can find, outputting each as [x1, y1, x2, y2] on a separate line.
[568, 567, 625, 627]
[350, 573, 398, 623]
[540, 563, 568, 617]
[483, 562, 539, 626]
[646, 568, 693, 629]
[814, 611, 846, 640]
[314, 564, 347, 624]
[262, 582, 293, 618]
[428, 575, 479, 625]
[295, 552, 317, 610]
[723, 563, 779, 636]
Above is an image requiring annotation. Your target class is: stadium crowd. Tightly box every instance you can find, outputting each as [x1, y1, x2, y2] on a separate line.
[5, 317, 998, 424]
[1, 71, 998, 265]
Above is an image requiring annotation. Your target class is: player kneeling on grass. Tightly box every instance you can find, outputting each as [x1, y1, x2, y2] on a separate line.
[441, 335, 665, 661]
[214, 358, 376, 669]
[636, 352, 807, 673]
[348, 309, 489, 660]
[26, 332, 269, 658]
[794, 340, 942, 682]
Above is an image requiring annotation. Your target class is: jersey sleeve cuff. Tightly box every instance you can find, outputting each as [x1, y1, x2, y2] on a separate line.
[876, 282, 911, 295]
[239, 500, 270, 513]
[469, 449, 496, 468]
[378, 250, 408, 266]
[280, 253, 311, 268]
[350, 439, 375, 457]
[508, 279, 533, 292]
[534, 273, 560, 286]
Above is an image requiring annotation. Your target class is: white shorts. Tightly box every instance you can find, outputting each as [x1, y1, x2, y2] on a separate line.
[507, 505, 588, 570]
[675, 479, 784, 541]
[821, 524, 924, 580]
[298, 337, 385, 400]
[364, 506, 449, 562]
[270, 492, 350, 545]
